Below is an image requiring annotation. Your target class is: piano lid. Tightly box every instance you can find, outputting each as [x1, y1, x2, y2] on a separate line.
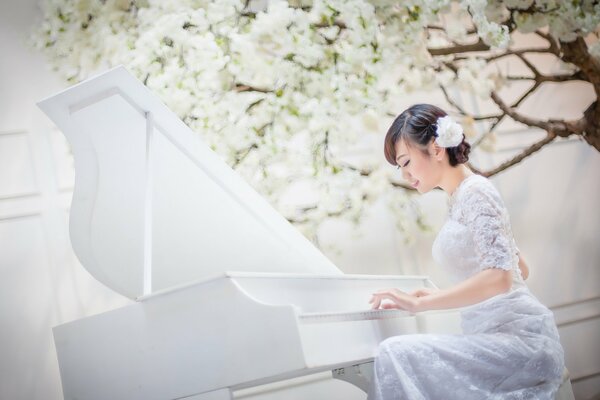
[37, 65, 341, 300]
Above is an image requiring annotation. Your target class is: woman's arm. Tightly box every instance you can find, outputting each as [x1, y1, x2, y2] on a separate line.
[518, 254, 529, 280]
[416, 268, 512, 311]
[370, 268, 512, 313]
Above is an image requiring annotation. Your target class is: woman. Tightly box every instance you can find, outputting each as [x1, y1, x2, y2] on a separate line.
[367, 104, 565, 400]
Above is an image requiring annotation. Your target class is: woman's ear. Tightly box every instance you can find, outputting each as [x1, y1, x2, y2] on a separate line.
[431, 141, 445, 161]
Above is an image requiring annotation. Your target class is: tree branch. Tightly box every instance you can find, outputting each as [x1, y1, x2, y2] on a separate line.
[439, 84, 501, 121]
[232, 143, 258, 168]
[511, 81, 540, 108]
[479, 47, 557, 63]
[312, 20, 347, 29]
[516, 53, 541, 78]
[504, 71, 586, 83]
[234, 84, 272, 93]
[439, 84, 468, 115]
[483, 133, 557, 177]
[428, 38, 490, 56]
[505, 75, 536, 81]
[491, 91, 558, 131]
[534, 29, 560, 56]
[491, 89, 586, 137]
[471, 113, 506, 149]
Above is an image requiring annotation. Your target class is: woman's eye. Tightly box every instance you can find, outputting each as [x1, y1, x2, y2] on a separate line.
[402, 160, 410, 168]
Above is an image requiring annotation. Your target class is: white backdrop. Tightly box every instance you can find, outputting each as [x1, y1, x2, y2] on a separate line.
[1, 1, 599, 399]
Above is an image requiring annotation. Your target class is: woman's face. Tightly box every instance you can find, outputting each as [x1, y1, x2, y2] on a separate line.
[393, 138, 443, 193]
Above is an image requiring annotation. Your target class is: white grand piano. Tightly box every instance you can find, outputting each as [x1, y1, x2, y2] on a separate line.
[38, 66, 572, 400]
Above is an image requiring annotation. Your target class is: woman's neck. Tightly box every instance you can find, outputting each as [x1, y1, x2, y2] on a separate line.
[439, 165, 474, 197]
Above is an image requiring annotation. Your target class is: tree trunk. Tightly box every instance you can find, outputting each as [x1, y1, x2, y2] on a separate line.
[583, 101, 600, 151]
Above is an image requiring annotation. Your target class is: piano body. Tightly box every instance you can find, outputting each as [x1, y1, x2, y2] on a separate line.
[38, 66, 464, 399]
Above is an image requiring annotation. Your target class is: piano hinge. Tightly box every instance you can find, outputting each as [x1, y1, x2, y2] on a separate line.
[332, 361, 374, 394]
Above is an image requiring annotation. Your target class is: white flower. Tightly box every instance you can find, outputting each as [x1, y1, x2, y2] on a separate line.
[445, 21, 468, 42]
[435, 116, 464, 147]
[514, 11, 547, 33]
[34, 0, 600, 245]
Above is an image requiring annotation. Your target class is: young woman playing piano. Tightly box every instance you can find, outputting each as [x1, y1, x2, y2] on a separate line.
[367, 103, 565, 400]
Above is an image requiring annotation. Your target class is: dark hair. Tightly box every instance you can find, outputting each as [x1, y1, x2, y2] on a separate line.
[383, 104, 470, 167]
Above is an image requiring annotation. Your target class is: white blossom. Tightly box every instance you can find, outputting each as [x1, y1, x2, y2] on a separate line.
[29, 0, 600, 244]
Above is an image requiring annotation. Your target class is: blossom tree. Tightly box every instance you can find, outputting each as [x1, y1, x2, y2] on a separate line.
[31, 0, 600, 244]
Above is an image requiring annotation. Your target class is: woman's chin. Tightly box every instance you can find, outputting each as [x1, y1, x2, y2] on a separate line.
[412, 180, 424, 192]
[415, 183, 432, 194]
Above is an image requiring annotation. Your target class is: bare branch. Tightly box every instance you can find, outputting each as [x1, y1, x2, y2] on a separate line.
[312, 20, 347, 29]
[232, 143, 258, 168]
[491, 91, 585, 138]
[428, 38, 490, 56]
[480, 47, 556, 63]
[539, 71, 587, 82]
[511, 81, 540, 108]
[483, 133, 557, 177]
[466, 162, 483, 175]
[471, 113, 506, 148]
[439, 84, 468, 116]
[490, 91, 554, 131]
[504, 71, 586, 83]
[234, 84, 272, 93]
[338, 161, 416, 191]
[505, 75, 535, 81]
[286, 203, 354, 224]
[516, 53, 541, 78]
[426, 25, 477, 35]
[534, 29, 560, 56]
[487, 113, 507, 133]
[473, 113, 504, 121]
[439, 85, 501, 122]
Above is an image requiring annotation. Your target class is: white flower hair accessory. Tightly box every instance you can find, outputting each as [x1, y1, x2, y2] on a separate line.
[434, 116, 464, 148]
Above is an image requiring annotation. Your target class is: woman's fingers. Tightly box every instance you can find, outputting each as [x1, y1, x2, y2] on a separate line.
[370, 291, 403, 310]
[370, 293, 390, 309]
[370, 288, 420, 313]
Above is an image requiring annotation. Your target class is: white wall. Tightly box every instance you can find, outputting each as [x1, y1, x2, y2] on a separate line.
[0, 1, 598, 399]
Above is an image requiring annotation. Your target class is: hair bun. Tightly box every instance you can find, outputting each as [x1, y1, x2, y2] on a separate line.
[447, 139, 471, 166]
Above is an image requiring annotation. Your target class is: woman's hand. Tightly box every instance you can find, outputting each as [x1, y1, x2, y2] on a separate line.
[369, 288, 421, 313]
[409, 287, 439, 297]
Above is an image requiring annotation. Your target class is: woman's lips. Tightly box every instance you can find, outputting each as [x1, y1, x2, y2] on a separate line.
[412, 180, 419, 188]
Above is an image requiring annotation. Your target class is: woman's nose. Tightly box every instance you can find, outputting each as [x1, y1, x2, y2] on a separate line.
[401, 168, 411, 181]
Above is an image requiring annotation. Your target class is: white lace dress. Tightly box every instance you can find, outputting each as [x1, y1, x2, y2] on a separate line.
[367, 174, 565, 400]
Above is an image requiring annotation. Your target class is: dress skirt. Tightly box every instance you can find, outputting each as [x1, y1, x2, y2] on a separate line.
[367, 288, 565, 400]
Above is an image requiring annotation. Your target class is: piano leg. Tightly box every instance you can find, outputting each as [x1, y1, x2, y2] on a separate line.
[331, 361, 374, 394]
[183, 388, 233, 400]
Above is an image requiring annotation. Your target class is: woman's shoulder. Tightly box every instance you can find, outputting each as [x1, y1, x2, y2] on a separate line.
[463, 174, 496, 193]
[455, 174, 506, 211]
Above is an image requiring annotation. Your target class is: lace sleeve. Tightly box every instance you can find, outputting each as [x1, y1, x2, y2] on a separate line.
[458, 183, 516, 272]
